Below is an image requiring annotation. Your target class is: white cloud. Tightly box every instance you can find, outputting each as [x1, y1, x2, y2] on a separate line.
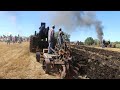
[0, 11, 17, 26]
[2, 32, 12, 36]
[10, 15, 17, 25]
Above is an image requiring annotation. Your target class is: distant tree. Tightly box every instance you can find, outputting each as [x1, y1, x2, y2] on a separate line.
[54, 31, 70, 42]
[114, 41, 120, 44]
[85, 37, 94, 45]
[94, 39, 100, 46]
[79, 41, 84, 45]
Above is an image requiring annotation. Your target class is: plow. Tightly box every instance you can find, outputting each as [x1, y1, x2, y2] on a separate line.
[42, 43, 73, 79]
[41, 43, 120, 79]
[42, 42, 89, 79]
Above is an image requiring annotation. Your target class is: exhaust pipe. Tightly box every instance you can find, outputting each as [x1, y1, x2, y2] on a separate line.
[35, 31, 36, 36]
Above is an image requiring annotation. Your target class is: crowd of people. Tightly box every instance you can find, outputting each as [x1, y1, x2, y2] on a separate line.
[0, 34, 29, 45]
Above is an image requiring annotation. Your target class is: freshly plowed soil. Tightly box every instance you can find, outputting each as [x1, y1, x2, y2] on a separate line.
[70, 45, 120, 79]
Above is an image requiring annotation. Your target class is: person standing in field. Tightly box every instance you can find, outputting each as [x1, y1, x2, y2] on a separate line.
[58, 28, 64, 48]
[12, 36, 15, 44]
[7, 36, 10, 45]
[48, 25, 55, 54]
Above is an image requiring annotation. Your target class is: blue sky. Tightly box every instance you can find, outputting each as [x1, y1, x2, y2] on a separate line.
[0, 11, 120, 42]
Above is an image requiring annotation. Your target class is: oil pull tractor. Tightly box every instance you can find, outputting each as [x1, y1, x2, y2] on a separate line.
[29, 22, 72, 79]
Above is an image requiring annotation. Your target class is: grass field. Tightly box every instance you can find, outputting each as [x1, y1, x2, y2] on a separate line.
[0, 42, 59, 79]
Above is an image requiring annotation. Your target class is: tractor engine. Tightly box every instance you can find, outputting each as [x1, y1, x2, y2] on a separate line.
[30, 22, 49, 52]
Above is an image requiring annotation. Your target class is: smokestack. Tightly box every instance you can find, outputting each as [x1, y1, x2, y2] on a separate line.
[35, 31, 37, 36]
[52, 11, 104, 42]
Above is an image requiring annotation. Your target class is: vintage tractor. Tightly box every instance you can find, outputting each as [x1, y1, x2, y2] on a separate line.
[30, 22, 49, 52]
[102, 40, 111, 47]
[29, 23, 82, 79]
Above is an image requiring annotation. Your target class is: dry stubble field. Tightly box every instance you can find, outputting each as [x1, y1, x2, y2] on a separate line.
[0, 42, 59, 79]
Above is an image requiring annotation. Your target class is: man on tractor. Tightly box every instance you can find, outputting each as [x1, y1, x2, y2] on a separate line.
[58, 28, 64, 49]
[48, 25, 55, 54]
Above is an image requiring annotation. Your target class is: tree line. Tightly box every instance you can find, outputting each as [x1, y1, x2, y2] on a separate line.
[56, 31, 120, 48]
[83, 37, 120, 48]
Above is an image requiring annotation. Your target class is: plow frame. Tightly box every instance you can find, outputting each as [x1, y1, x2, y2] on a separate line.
[42, 49, 70, 79]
